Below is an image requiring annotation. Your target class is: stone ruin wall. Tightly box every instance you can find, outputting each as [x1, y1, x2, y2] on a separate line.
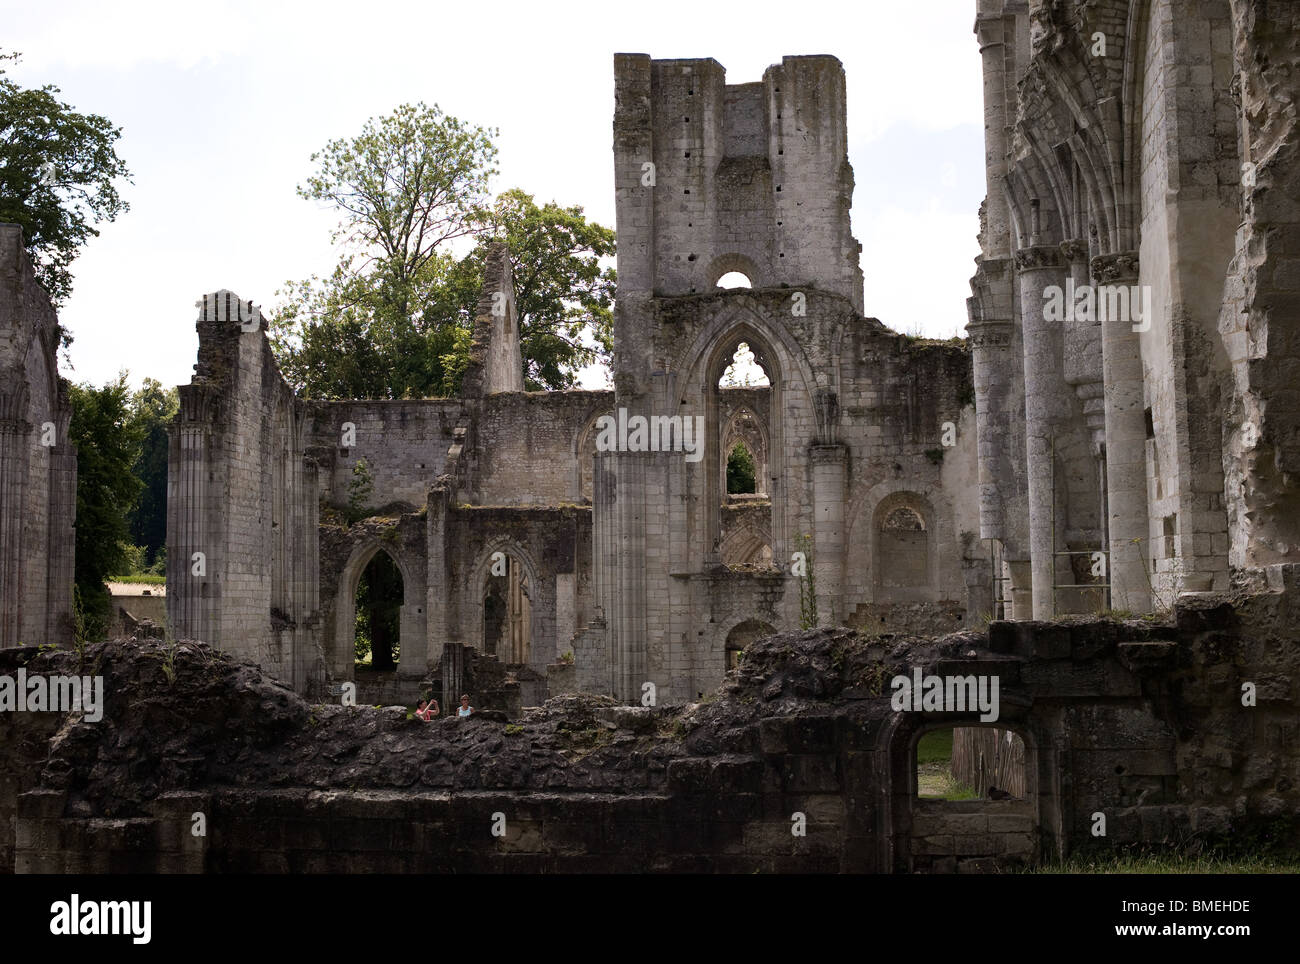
[969, 0, 1300, 624]
[158, 57, 987, 708]
[166, 291, 320, 692]
[4, 581, 1297, 873]
[0, 224, 75, 650]
[604, 53, 984, 702]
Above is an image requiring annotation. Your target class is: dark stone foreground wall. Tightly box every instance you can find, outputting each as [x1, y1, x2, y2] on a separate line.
[4, 572, 1299, 873]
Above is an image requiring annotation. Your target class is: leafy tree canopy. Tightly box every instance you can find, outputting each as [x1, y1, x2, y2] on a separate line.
[68, 374, 146, 638]
[0, 51, 131, 318]
[270, 104, 614, 399]
[726, 441, 757, 495]
[438, 188, 614, 392]
[270, 102, 497, 399]
[126, 378, 178, 568]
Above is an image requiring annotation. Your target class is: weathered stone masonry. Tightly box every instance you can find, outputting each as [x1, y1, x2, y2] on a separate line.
[5, 582, 1297, 872]
[969, 0, 1300, 619]
[165, 56, 984, 706]
[0, 224, 75, 650]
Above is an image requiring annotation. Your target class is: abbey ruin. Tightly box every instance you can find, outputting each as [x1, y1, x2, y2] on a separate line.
[2, 0, 1298, 874]
[163, 54, 982, 707]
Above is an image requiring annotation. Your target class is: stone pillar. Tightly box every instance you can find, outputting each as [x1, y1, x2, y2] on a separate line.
[811, 443, 846, 626]
[425, 484, 451, 654]
[1060, 240, 1106, 450]
[975, 12, 1013, 262]
[45, 406, 76, 646]
[1006, 560, 1033, 622]
[611, 447, 647, 702]
[0, 393, 28, 649]
[1015, 244, 1068, 620]
[591, 448, 617, 696]
[296, 452, 324, 694]
[1092, 252, 1151, 612]
[167, 386, 217, 644]
[967, 260, 1014, 543]
[441, 642, 466, 708]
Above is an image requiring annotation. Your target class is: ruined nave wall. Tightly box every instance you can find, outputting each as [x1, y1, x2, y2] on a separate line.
[0, 224, 75, 649]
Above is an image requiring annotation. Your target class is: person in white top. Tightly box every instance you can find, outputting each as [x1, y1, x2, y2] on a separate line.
[457, 694, 474, 718]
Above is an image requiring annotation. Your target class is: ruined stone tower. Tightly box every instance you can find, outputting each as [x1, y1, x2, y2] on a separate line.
[587, 54, 981, 702]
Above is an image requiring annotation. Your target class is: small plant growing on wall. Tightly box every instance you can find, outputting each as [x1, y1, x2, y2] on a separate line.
[794, 532, 819, 630]
[346, 458, 374, 524]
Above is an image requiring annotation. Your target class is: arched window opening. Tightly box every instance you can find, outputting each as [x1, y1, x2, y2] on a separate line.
[483, 553, 532, 664]
[715, 271, 752, 289]
[355, 551, 403, 671]
[726, 440, 756, 494]
[579, 425, 599, 505]
[878, 502, 929, 591]
[712, 334, 776, 570]
[725, 619, 774, 671]
[718, 342, 770, 388]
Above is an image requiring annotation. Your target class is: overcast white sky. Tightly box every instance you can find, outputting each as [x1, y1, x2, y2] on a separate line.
[5, 0, 985, 392]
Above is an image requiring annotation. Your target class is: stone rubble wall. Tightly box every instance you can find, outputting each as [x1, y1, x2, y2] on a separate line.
[7, 577, 1296, 873]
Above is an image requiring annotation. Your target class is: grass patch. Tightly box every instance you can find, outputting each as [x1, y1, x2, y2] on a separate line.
[113, 573, 166, 585]
[1031, 853, 1300, 874]
[916, 729, 953, 765]
[916, 729, 979, 800]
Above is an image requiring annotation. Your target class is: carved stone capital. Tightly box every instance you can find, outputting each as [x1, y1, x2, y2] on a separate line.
[178, 384, 222, 425]
[1014, 245, 1064, 271]
[1059, 239, 1090, 263]
[966, 319, 1013, 350]
[1090, 251, 1140, 284]
[810, 442, 846, 465]
[0, 390, 29, 424]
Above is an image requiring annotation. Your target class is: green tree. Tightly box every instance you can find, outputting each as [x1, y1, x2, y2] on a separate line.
[434, 189, 615, 391]
[68, 375, 146, 639]
[270, 102, 498, 399]
[127, 378, 178, 568]
[0, 51, 131, 317]
[355, 552, 402, 669]
[270, 107, 616, 399]
[346, 457, 374, 524]
[726, 441, 756, 494]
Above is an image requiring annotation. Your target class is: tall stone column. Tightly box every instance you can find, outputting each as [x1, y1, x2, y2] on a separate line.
[167, 386, 216, 644]
[589, 448, 616, 695]
[0, 393, 28, 648]
[1060, 240, 1107, 451]
[1015, 244, 1068, 620]
[811, 443, 846, 626]
[1092, 252, 1151, 612]
[46, 406, 76, 646]
[967, 260, 1014, 544]
[611, 446, 647, 702]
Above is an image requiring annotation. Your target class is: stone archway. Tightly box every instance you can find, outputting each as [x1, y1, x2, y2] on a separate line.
[471, 539, 543, 664]
[724, 618, 775, 670]
[332, 538, 420, 681]
[880, 710, 1047, 874]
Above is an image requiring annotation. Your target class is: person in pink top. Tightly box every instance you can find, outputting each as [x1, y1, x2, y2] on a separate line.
[415, 698, 439, 721]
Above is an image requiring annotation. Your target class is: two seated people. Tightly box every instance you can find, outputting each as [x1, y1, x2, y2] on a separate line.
[415, 694, 475, 720]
